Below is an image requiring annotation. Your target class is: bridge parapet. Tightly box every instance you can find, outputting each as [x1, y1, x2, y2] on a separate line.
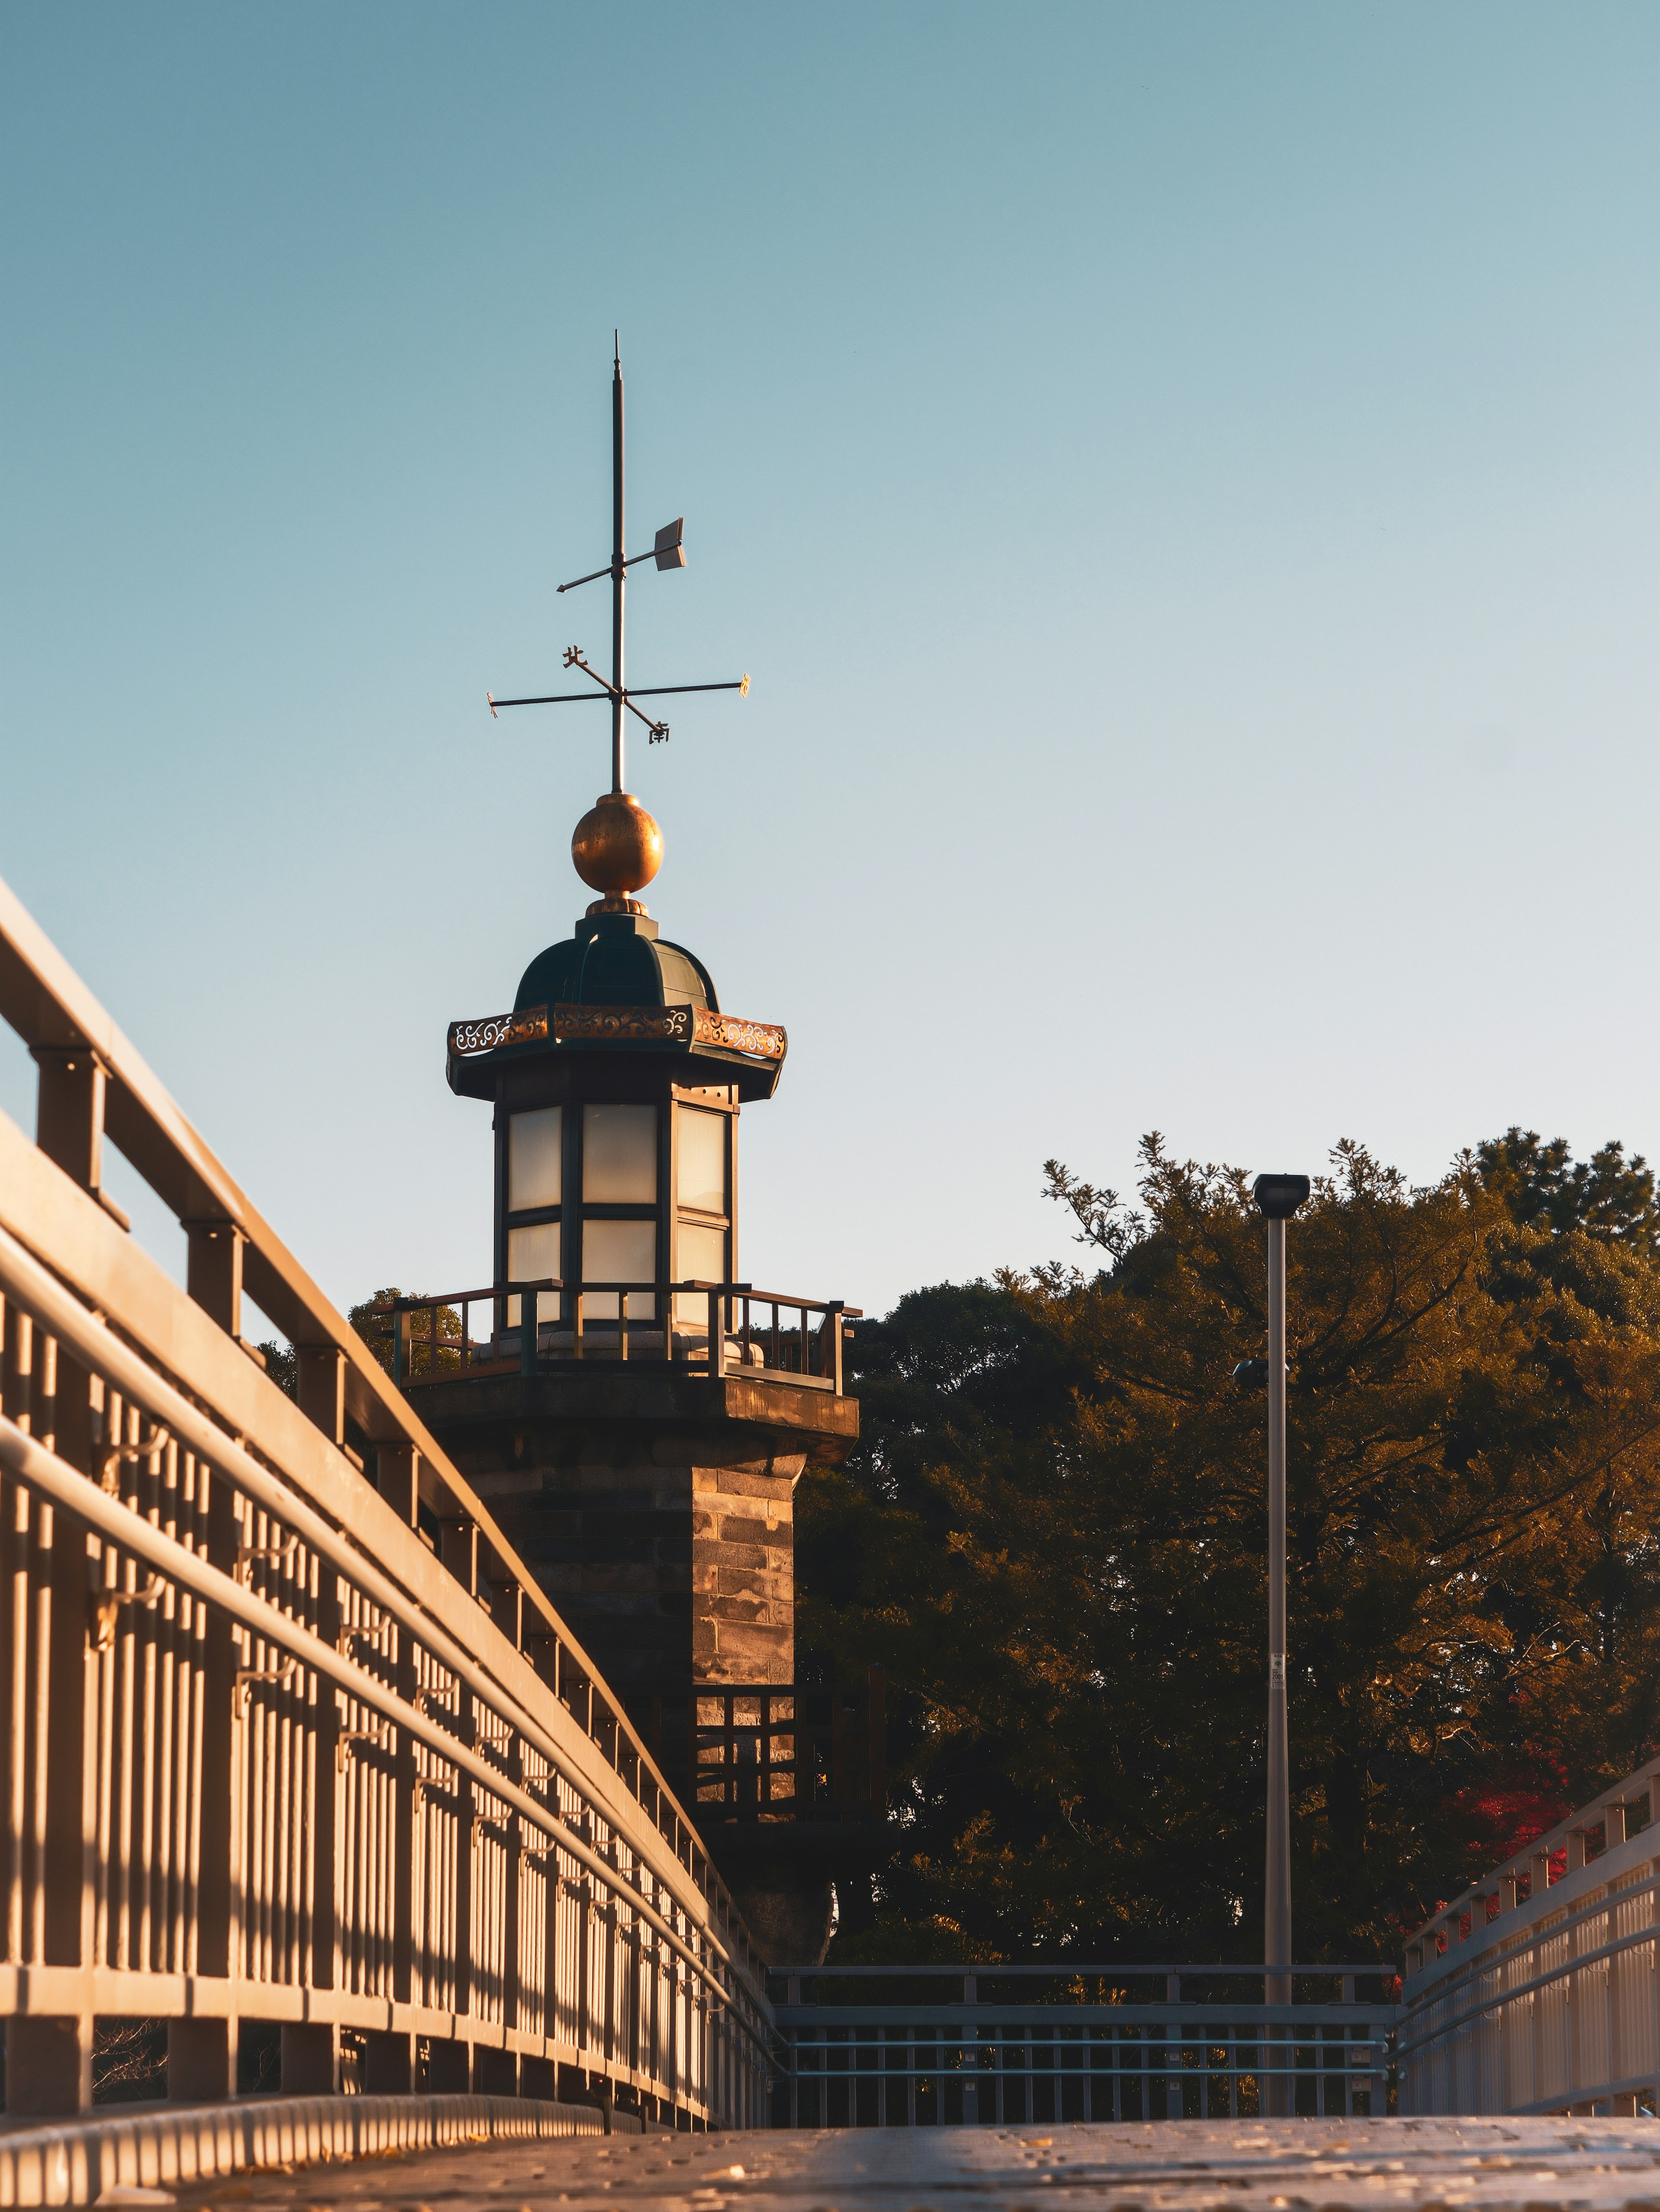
[0, 873, 770, 2127]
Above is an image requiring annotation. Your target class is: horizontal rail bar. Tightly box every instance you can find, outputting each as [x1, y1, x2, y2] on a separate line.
[369, 1280, 556, 1312]
[778, 2061, 1382, 2081]
[373, 1282, 859, 1318]
[773, 1963, 1395, 1978]
[777, 2010, 1395, 2029]
[779, 2056, 1385, 2075]
[725, 1286, 864, 1316]
[778, 2025, 1392, 2034]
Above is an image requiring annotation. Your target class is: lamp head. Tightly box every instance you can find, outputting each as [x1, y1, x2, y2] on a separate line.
[1253, 1173, 1310, 1221]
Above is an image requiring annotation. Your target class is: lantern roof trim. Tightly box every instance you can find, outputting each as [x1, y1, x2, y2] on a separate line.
[444, 909, 784, 1101]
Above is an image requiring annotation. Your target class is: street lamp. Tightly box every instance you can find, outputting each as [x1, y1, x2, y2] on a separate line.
[1252, 1170, 1309, 2113]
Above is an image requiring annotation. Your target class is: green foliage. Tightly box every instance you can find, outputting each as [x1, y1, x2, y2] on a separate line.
[254, 1340, 297, 1398]
[253, 1289, 463, 1400]
[349, 1287, 467, 1377]
[1475, 1127, 1660, 1253]
[800, 1133, 1660, 1968]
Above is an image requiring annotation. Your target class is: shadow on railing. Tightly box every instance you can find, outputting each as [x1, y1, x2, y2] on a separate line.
[374, 1280, 862, 1396]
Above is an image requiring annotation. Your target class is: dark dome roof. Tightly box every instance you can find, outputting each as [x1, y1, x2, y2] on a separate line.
[514, 910, 718, 1015]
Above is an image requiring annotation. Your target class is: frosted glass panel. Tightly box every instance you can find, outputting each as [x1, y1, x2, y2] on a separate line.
[506, 1221, 560, 1326]
[580, 1218, 657, 1320]
[677, 1108, 726, 1217]
[509, 1106, 562, 1210]
[674, 1221, 727, 1323]
[583, 1104, 657, 1202]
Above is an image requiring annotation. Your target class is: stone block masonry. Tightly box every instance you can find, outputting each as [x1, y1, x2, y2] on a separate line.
[462, 1438, 805, 1706]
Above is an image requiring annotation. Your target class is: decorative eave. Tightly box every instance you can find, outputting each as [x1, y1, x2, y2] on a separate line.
[445, 1000, 787, 1103]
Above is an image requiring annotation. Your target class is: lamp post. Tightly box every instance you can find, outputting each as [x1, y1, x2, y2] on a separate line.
[1251, 1170, 1309, 2114]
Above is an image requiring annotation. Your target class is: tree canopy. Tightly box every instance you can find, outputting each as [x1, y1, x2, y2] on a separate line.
[798, 1132, 1660, 1967]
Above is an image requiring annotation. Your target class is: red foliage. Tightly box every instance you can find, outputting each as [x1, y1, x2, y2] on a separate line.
[1440, 1752, 1572, 1874]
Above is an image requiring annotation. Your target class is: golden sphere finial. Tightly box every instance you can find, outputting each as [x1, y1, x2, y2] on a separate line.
[571, 791, 663, 908]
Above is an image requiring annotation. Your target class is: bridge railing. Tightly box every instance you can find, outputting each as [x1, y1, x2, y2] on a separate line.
[1400, 1758, 1660, 2116]
[768, 1964, 1397, 2127]
[0, 873, 772, 2127]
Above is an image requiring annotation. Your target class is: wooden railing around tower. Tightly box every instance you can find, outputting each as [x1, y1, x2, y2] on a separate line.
[0, 873, 772, 2126]
[374, 1283, 859, 1396]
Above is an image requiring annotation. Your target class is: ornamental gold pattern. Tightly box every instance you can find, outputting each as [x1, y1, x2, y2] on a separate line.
[693, 1009, 786, 1060]
[552, 1002, 693, 1044]
[448, 1007, 551, 1057]
[447, 1001, 785, 1061]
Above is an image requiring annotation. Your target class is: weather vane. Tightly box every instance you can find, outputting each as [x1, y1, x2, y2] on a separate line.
[487, 333, 749, 796]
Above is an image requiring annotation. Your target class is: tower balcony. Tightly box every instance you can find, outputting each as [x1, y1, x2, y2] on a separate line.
[373, 1275, 860, 1455]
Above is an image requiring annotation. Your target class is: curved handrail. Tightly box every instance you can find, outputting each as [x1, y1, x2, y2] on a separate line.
[0, 1230, 738, 1973]
[0, 1412, 770, 2049]
[0, 873, 751, 1946]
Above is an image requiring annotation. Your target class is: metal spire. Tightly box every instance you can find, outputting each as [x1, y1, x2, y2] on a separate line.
[610, 331, 624, 791]
[486, 340, 749, 791]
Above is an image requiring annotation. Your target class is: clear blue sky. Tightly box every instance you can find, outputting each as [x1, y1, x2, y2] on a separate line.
[2, 4, 1656, 1325]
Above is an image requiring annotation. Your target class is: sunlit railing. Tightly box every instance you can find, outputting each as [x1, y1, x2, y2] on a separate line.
[1400, 1759, 1660, 2116]
[0, 871, 772, 2126]
[377, 1282, 859, 1396]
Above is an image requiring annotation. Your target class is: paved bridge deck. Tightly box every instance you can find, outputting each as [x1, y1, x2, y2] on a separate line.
[169, 2118, 1660, 2212]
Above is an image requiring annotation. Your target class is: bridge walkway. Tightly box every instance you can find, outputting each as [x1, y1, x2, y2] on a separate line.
[160, 2116, 1660, 2212]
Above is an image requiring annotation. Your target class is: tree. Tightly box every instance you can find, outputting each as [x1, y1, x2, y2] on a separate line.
[1475, 1128, 1660, 1252]
[798, 1134, 1660, 1967]
[348, 1287, 468, 1377]
[253, 1289, 464, 1394]
[254, 1339, 297, 1397]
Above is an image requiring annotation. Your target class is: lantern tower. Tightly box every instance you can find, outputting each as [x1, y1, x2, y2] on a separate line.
[399, 349, 876, 1966]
